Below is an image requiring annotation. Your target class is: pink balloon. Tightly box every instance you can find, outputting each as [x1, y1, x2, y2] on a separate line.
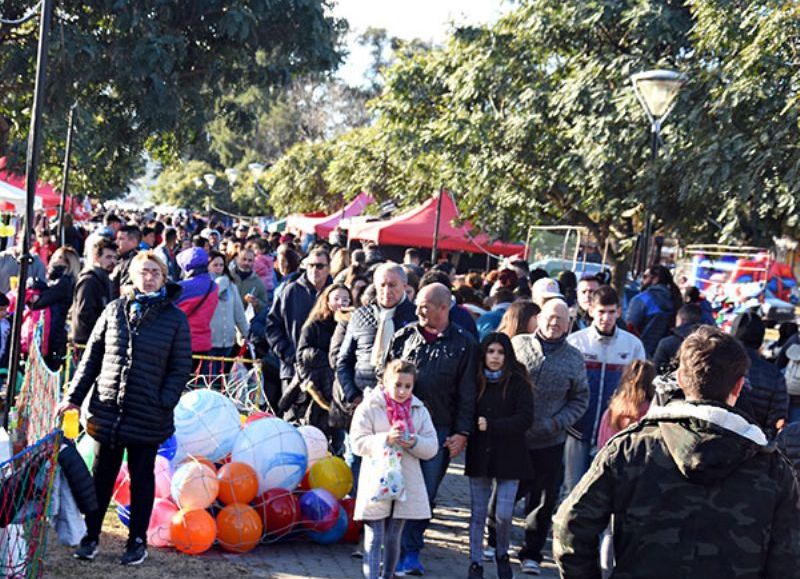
[147, 498, 179, 548]
[112, 463, 131, 506]
[154, 455, 173, 499]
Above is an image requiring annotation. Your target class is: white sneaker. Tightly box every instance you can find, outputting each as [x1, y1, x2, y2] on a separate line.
[482, 546, 496, 561]
[520, 560, 541, 575]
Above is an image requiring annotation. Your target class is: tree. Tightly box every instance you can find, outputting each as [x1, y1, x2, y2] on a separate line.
[0, 0, 344, 199]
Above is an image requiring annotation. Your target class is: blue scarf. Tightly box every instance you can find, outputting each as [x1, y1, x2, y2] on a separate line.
[130, 287, 166, 325]
[535, 330, 566, 357]
[484, 369, 503, 382]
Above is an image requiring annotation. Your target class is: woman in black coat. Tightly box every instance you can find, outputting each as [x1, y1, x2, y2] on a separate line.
[58, 250, 192, 566]
[282, 283, 351, 438]
[465, 332, 534, 579]
[29, 245, 80, 371]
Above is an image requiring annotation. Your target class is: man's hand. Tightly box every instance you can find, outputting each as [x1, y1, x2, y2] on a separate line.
[444, 433, 467, 458]
[244, 294, 258, 305]
[56, 401, 79, 417]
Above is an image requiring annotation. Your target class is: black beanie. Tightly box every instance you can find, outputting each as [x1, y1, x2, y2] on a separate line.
[731, 312, 765, 349]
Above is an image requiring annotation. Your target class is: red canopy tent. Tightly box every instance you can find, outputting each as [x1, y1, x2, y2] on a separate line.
[0, 169, 63, 211]
[286, 192, 374, 237]
[347, 191, 523, 257]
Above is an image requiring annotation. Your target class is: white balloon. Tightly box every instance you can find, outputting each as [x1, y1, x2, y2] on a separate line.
[296, 425, 329, 468]
[173, 389, 241, 464]
[231, 418, 308, 493]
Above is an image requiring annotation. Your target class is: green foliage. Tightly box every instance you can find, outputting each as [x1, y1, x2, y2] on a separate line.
[0, 0, 344, 199]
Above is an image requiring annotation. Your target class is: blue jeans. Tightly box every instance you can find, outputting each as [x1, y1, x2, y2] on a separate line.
[470, 478, 518, 563]
[344, 432, 362, 496]
[400, 426, 450, 556]
[562, 434, 592, 497]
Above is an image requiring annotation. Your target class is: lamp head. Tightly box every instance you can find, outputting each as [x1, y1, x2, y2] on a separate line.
[631, 69, 685, 122]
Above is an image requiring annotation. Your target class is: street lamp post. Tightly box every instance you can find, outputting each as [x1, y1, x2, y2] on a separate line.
[630, 69, 685, 276]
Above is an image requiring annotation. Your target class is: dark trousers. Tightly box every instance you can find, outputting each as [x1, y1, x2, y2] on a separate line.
[85, 441, 159, 545]
[488, 443, 564, 563]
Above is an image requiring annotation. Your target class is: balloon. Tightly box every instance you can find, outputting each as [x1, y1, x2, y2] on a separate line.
[297, 470, 311, 492]
[339, 497, 362, 544]
[217, 462, 259, 506]
[112, 463, 130, 506]
[179, 455, 216, 473]
[170, 462, 219, 510]
[147, 498, 179, 548]
[296, 425, 328, 467]
[245, 411, 272, 425]
[173, 389, 241, 464]
[154, 455, 173, 499]
[230, 418, 308, 493]
[298, 488, 340, 533]
[76, 434, 95, 470]
[215, 504, 263, 553]
[307, 507, 347, 545]
[170, 509, 216, 555]
[157, 435, 177, 461]
[254, 488, 300, 540]
[117, 504, 130, 527]
[308, 456, 353, 500]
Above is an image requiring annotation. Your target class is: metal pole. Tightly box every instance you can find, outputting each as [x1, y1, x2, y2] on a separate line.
[641, 121, 660, 275]
[4, 0, 53, 429]
[57, 102, 77, 247]
[431, 188, 444, 263]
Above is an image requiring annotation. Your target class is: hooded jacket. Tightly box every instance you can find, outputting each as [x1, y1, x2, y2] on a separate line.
[553, 400, 800, 579]
[176, 247, 219, 353]
[651, 322, 700, 375]
[71, 266, 113, 345]
[626, 284, 677, 357]
[67, 283, 193, 446]
[210, 275, 249, 349]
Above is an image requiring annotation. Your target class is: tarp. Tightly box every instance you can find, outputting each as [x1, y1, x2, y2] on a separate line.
[0, 170, 62, 210]
[347, 191, 524, 257]
[285, 192, 374, 237]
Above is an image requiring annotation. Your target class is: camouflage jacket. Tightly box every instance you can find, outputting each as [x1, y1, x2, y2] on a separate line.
[553, 400, 800, 578]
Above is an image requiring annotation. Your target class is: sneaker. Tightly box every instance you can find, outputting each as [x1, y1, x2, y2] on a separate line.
[468, 562, 484, 579]
[120, 538, 148, 566]
[394, 554, 409, 577]
[520, 559, 541, 575]
[402, 552, 425, 576]
[496, 554, 514, 579]
[73, 537, 98, 561]
[482, 546, 496, 561]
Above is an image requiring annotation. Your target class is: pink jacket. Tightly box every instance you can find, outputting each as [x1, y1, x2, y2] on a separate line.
[254, 254, 274, 291]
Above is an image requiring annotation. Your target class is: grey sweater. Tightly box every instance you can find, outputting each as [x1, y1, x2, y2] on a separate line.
[512, 334, 590, 450]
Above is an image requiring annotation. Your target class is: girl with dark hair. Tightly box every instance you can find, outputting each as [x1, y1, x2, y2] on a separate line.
[283, 283, 352, 434]
[207, 251, 249, 374]
[497, 299, 540, 338]
[466, 333, 534, 579]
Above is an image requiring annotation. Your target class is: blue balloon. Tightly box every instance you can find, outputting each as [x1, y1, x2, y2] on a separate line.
[116, 503, 130, 527]
[307, 507, 347, 545]
[157, 435, 177, 460]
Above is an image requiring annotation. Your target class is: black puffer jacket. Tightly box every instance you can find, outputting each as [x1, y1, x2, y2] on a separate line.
[30, 267, 75, 359]
[743, 348, 788, 439]
[775, 422, 800, 474]
[386, 322, 478, 434]
[335, 298, 417, 402]
[67, 283, 192, 446]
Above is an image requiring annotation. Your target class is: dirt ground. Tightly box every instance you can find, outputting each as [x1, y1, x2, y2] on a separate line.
[43, 508, 252, 578]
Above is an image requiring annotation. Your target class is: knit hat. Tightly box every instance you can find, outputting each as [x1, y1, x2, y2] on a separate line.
[731, 311, 765, 349]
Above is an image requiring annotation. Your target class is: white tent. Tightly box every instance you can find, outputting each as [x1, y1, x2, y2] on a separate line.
[0, 181, 43, 212]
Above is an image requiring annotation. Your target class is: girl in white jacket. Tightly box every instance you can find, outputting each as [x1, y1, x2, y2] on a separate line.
[350, 359, 438, 579]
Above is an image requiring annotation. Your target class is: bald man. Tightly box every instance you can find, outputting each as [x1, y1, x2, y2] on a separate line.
[383, 282, 478, 575]
[486, 298, 588, 575]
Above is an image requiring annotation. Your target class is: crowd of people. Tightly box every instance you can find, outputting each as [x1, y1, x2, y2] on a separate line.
[1, 207, 798, 576]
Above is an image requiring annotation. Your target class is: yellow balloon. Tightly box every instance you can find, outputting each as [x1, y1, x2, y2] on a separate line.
[308, 456, 353, 500]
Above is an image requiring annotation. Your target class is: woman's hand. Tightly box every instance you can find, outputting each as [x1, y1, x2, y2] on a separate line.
[56, 401, 79, 416]
[478, 416, 488, 432]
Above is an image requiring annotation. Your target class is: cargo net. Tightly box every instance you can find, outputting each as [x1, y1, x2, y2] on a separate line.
[187, 350, 266, 415]
[15, 329, 61, 449]
[0, 430, 61, 579]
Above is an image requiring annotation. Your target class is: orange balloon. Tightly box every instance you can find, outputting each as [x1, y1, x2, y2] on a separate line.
[217, 462, 259, 506]
[170, 509, 217, 555]
[216, 504, 263, 553]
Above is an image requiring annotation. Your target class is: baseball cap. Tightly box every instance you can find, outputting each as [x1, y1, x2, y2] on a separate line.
[532, 277, 564, 301]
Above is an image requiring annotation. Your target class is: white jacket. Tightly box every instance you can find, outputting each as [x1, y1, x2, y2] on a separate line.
[210, 275, 249, 349]
[350, 388, 438, 521]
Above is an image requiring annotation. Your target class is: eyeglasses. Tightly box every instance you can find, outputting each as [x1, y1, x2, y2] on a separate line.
[308, 263, 329, 270]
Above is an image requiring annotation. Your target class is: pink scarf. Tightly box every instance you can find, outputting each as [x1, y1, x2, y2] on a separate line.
[383, 389, 415, 435]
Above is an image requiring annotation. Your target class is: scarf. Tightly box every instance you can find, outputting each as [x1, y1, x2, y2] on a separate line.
[484, 369, 503, 381]
[234, 266, 253, 280]
[535, 330, 566, 357]
[129, 287, 166, 326]
[370, 296, 405, 368]
[383, 389, 415, 435]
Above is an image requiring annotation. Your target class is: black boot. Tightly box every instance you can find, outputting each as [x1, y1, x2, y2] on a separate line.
[468, 561, 484, 579]
[496, 553, 514, 579]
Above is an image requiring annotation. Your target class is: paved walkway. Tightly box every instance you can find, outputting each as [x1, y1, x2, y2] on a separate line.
[225, 459, 559, 578]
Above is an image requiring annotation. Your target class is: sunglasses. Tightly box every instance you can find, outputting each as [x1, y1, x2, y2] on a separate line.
[308, 262, 329, 270]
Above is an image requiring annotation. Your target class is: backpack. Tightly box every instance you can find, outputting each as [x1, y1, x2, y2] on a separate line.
[784, 344, 800, 396]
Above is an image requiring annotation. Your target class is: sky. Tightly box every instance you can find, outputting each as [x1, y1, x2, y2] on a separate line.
[331, 0, 511, 87]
